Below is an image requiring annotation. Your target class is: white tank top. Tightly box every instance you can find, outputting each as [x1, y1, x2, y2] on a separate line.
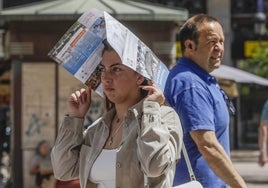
[89, 149, 117, 188]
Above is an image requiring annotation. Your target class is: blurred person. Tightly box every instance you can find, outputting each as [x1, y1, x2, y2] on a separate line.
[258, 100, 268, 167]
[164, 14, 247, 188]
[30, 140, 80, 188]
[51, 43, 183, 188]
[0, 151, 11, 188]
[30, 140, 54, 188]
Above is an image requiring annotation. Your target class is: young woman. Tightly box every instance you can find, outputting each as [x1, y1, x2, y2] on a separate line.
[51, 44, 183, 188]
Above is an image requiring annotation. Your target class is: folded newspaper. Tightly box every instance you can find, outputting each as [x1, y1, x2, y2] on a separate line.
[48, 8, 169, 97]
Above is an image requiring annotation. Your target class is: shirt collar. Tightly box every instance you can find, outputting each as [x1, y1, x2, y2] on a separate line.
[179, 57, 217, 84]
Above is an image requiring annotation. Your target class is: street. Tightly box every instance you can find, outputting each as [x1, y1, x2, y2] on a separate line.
[232, 150, 268, 188]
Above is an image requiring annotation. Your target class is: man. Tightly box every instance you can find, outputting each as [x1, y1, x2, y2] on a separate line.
[258, 100, 268, 167]
[164, 14, 247, 188]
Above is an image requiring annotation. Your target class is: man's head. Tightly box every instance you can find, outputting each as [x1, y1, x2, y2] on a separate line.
[179, 14, 224, 73]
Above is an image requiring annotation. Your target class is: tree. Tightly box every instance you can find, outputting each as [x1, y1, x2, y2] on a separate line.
[241, 44, 268, 78]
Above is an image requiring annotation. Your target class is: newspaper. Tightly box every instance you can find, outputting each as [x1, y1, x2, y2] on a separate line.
[48, 8, 169, 97]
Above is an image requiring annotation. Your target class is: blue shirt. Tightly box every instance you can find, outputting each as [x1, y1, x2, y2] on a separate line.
[164, 57, 230, 188]
[261, 100, 268, 122]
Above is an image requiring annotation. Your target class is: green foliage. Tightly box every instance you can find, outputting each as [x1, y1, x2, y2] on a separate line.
[243, 44, 268, 78]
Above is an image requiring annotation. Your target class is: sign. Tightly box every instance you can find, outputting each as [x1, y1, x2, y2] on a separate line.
[244, 40, 268, 58]
[176, 41, 182, 58]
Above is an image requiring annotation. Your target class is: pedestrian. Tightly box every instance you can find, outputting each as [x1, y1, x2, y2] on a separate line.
[29, 140, 54, 188]
[258, 100, 268, 167]
[164, 14, 247, 188]
[0, 151, 11, 188]
[51, 43, 183, 188]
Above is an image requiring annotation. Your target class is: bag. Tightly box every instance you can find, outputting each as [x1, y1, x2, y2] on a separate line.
[172, 144, 203, 188]
[173, 180, 203, 188]
[144, 143, 203, 188]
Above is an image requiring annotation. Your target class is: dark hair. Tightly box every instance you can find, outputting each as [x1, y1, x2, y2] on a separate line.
[35, 140, 48, 155]
[102, 39, 114, 54]
[179, 14, 222, 53]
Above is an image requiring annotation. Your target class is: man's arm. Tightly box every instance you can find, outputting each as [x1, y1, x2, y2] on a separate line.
[190, 130, 247, 188]
[258, 122, 268, 167]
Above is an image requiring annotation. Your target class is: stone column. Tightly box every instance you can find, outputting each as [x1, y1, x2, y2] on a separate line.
[207, 0, 232, 66]
[207, 0, 240, 149]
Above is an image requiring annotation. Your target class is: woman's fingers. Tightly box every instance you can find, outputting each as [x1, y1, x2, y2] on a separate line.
[141, 84, 165, 105]
[73, 87, 90, 104]
[68, 87, 92, 118]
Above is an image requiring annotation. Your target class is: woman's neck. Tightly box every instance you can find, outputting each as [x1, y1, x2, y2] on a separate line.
[114, 93, 143, 118]
[114, 100, 140, 120]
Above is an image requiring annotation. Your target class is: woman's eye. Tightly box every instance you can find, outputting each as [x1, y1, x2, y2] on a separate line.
[112, 67, 121, 73]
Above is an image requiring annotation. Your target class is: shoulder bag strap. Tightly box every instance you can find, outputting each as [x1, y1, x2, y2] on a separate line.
[143, 142, 197, 187]
[182, 142, 196, 181]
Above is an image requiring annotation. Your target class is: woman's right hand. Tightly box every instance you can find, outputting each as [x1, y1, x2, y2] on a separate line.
[67, 86, 91, 118]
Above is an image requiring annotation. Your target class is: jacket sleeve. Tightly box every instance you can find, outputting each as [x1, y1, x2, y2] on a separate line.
[51, 116, 85, 180]
[137, 101, 183, 177]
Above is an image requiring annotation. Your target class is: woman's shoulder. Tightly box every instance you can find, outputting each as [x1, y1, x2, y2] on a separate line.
[160, 105, 179, 116]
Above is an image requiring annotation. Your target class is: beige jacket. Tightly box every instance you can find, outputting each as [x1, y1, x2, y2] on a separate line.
[51, 100, 183, 188]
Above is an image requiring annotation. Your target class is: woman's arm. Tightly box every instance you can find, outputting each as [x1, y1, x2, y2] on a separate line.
[51, 116, 85, 180]
[51, 87, 91, 180]
[137, 102, 183, 177]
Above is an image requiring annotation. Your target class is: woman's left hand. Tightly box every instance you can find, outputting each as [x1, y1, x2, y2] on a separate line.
[141, 82, 165, 105]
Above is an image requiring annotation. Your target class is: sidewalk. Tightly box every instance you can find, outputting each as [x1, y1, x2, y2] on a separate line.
[231, 150, 268, 187]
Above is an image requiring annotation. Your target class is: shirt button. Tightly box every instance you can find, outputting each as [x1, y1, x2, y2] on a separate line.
[116, 162, 121, 168]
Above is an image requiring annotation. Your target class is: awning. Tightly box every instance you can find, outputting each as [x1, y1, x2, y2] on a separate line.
[0, 0, 188, 22]
[211, 65, 268, 86]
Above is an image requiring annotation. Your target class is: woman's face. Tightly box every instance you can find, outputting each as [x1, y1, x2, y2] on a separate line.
[100, 50, 144, 105]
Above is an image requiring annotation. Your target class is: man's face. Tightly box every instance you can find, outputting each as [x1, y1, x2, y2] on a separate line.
[191, 22, 225, 73]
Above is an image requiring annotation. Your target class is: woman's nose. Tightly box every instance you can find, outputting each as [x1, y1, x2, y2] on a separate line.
[101, 71, 112, 83]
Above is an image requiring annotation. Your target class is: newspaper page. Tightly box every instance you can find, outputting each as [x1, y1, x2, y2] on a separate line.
[48, 8, 105, 96]
[104, 12, 169, 91]
[48, 8, 169, 97]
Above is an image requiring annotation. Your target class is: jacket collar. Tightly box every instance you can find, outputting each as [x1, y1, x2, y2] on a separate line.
[101, 99, 144, 126]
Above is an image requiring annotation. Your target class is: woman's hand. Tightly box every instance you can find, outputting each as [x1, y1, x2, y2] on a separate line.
[141, 81, 165, 105]
[67, 86, 91, 118]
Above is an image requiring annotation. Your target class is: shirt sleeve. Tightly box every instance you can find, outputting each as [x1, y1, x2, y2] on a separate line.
[177, 87, 215, 132]
[136, 101, 183, 177]
[51, 116, 85, 180]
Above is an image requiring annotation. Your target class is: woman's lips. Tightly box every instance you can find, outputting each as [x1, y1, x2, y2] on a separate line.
[103, 86, 114, 92]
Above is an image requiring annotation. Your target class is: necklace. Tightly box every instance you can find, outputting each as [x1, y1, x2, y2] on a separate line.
[108, 117, 124, 146]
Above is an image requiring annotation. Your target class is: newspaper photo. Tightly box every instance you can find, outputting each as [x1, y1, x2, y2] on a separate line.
[48, 8, 169, 97]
